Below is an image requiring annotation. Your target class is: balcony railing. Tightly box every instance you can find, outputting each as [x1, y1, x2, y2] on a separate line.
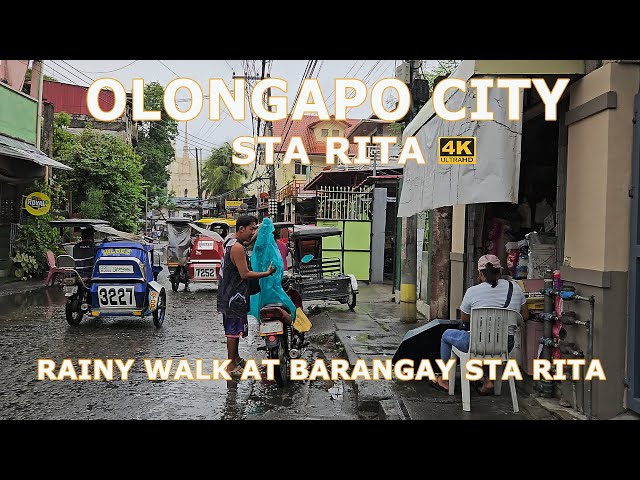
[277, 179, 315, 202]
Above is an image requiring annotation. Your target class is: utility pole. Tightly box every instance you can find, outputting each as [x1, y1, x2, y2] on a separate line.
[145, 186, 149, 236]
[195, 147, 202, 219]
[237, 61, 277, 220]
[31, 60, 48, 183]
[259, 60, 277, 220]
[400, 59, 419, 323]
[267, 83, 276, 221]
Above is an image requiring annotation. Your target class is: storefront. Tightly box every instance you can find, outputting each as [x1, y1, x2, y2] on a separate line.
[0, 133, 71, 275]
[400, 60, 640, 418]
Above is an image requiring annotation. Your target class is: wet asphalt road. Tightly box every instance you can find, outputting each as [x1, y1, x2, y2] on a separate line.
[0, 269, 358, 420]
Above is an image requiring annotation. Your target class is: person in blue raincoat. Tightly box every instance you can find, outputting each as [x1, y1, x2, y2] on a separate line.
[249, 218, 297, 323]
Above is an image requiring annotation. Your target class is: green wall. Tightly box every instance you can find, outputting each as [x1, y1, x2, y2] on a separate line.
[0, 83, 37, 144]
[317, 219, 371, 281]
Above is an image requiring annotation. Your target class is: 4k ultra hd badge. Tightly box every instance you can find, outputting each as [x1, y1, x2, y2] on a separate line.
[24, 192, 51, 216]
[438, 137, 476, 164]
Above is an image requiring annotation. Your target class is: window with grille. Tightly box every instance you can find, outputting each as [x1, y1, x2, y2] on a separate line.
[321, 129, 328, 137]
[295, 164, 309, 175]
[332, 129, 339, 136]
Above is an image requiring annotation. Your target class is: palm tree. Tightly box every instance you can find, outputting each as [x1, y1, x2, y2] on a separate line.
[201, 142, 249, 198]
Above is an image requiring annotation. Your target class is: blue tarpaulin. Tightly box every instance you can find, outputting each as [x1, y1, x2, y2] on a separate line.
[249, 218, 296, 322]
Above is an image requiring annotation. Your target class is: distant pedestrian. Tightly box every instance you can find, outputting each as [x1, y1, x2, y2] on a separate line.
[274, 230, 289, 271]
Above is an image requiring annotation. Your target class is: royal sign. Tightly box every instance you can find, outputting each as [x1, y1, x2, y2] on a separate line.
[25, 192, 51, 216]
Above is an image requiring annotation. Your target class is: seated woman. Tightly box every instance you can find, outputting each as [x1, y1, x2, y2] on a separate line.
[431, 254, 529, 395]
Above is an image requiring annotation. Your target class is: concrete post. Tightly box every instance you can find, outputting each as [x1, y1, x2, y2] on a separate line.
[400, 214, 417, 322]
[371, 187, 387, 283]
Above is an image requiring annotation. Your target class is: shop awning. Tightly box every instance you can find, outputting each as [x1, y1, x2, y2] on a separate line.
[0, 133, 72, 170]
[397, 60, 584, 217]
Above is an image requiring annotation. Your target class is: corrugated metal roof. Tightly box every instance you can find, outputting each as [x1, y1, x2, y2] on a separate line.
[43, 80, 115, 116]
[0, 133, 72, 170]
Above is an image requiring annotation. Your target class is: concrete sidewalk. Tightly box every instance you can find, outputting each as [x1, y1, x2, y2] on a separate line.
[320, 283, 555, 420]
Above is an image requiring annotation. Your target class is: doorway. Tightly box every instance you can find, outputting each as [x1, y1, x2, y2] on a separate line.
[627, 93, 640, 414]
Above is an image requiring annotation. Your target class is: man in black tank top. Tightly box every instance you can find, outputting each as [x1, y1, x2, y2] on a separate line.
[216, 215, 276, 377]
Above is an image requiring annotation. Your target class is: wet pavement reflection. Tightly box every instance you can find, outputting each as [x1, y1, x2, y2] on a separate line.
[0, 270, 358, 420]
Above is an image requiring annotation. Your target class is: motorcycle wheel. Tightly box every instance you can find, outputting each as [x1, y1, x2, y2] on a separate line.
[65, 294, 84, 326]
[347, 286, 357, 311]
[269, 335, 289, 387]
[152, 290, 166, 328]
[170, 276, 179, 292]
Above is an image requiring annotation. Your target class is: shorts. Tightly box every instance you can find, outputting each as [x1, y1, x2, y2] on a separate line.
[223, 313, 248, 339]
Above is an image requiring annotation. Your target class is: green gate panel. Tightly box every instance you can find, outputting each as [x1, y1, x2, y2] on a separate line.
[317, 219, 371, 281]
[317, 220, 343, 250]
[343, 221, 371, 250]
[344, 251, 370, 281]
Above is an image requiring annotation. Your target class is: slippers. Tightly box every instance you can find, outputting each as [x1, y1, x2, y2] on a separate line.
[429, 379, 448, 393]
[227, 365, 244, 379]
[475, 382, 494, 396]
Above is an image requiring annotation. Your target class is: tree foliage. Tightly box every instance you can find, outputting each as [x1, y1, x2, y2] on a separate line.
[135, 81, 178, 201]
[419, 60, 461, 89]
[150, 191, 176, 220]
[55, 124, 145, 232]
[79, 188, 105, 219]
[201, 142, 248, 198]
[24, 67, 56, 82]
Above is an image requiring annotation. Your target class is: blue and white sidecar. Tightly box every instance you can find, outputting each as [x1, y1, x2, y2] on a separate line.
[89, 241, 166, 327]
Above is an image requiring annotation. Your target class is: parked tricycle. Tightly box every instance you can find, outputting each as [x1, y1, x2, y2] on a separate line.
[285, 226, 358, 310]
[49, 220, 165, 327]
[166, 218, 224, 291]
[196, 217, 236, 239]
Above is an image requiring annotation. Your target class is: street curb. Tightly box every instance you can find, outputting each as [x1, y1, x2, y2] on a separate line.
[0, 279, 48, 298]
[379, 399, 404, 420]
[334, 329, 395, 416]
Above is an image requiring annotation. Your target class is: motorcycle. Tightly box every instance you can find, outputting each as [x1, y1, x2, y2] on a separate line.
[62, 269, 90, 326]
[257, 285, 306, 387]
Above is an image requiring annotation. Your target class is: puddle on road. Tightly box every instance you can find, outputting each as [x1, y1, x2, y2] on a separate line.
[0, 287, 66, 322]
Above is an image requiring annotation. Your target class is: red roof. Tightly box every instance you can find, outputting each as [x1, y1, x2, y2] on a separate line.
[272, 115, 362, 156]
[43, 80, 115, 116]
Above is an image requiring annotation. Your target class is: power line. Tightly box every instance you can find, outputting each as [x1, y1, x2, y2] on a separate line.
[43, 61, 221, 166]
[157, 60, 179, 77]
[224, 60, 236, 74]
[73, 60, 139, 74]
[278, 60, 316, 153]
[56, 61, 231, 150]
[325, 60, 364, 106]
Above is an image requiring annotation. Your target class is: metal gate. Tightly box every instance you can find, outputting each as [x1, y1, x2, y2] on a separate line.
[628, 93, 640, 414]
[316, 186, 372, 281]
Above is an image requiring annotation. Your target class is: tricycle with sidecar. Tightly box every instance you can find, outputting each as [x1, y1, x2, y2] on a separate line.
[284, 225, 358, 310]
[49, 219, 165, 327]
[166, 218, 224, 292]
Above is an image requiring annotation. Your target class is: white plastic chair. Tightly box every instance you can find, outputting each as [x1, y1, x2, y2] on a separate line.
[448, 307, 522, 413]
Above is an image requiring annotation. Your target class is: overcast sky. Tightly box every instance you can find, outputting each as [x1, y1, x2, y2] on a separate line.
[44, 60, 439, 155]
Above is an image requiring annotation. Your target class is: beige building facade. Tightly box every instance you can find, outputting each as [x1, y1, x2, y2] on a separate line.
[408, 60, 640, 419]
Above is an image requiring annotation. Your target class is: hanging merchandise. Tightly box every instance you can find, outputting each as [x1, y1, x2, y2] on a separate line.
[518, 198, 532, 229]
[507, 249, 520, 277]
[535, 198, 553, 225]
[516, 247, 529, 279]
